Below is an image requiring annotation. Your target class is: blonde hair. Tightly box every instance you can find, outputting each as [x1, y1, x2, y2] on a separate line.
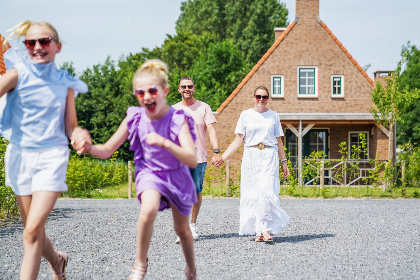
[254, 85, 269, 96]
[3, 21, 60, 49]
[133, 59, 169, 90]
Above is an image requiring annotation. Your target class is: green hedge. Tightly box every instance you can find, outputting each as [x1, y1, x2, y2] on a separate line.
[0, 137, 19, 219]
[65, 152, 129, 197]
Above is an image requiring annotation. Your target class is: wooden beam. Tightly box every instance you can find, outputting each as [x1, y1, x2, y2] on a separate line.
[302, 123, 315, 137]
[285, 123, 299, 136]
[375, 123, 390, 138]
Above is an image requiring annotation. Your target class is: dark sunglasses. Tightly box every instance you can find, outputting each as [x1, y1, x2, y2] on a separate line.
[180, 85, 194, 90]
[23, 37, 57, 50]
[255, 95, 269, 100]
[134, 87, 158, 98]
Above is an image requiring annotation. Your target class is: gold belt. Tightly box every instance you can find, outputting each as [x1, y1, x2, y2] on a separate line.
[251, 143, 272, 150]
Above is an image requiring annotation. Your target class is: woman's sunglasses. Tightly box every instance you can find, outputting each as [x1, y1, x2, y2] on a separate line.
[23, 37, 57, 50]
[135, 87, 158, 98]
[255, 95, 269, 100]
[179, 85, 194, 90]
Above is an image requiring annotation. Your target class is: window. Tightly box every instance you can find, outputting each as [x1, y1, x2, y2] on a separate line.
[331, 75, 344, 97]
[349, 132, 369, 159]
[271, 75, 284, 98]
[297, 66, 318, 97]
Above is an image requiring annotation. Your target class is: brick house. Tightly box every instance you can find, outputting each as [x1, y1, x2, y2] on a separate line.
[210, 0, 395, 185]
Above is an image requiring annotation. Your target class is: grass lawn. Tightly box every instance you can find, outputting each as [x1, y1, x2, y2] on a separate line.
[73, 182, 420, 199]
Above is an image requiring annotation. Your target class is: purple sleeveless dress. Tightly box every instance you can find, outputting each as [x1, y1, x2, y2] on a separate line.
[127, 106, 197, 216]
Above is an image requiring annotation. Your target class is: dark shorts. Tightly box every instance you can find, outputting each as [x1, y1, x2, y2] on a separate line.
[190, 162, 207, 194]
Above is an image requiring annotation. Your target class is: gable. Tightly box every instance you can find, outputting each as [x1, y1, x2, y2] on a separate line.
[217, 19, 374, 114]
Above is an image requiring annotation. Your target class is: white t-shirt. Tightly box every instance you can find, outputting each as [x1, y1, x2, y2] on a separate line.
[234, 109, 284, 147]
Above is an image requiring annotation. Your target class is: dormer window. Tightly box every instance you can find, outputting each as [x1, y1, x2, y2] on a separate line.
[331, 75, 344, 98]
[297, 66, 318, 97]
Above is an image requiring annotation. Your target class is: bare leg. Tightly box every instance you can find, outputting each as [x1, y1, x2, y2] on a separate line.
[190, 193, 202, 224]
[171, 204, 196, 274]
[16, 191, 60, 280]
[135, 189, 161, 266]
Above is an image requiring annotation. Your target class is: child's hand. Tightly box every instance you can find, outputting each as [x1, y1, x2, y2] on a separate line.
[71, 128, 92, 154]
[146, 132, 165, 147]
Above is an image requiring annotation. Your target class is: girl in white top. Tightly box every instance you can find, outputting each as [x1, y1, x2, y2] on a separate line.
[1, 21, 91, 279]
[219, 86, 290, 242]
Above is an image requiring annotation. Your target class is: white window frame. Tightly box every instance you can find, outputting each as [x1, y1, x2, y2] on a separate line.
[297, 66, 318, 97]
[348, 131, 369, 160]
[331, 75, 344, 98]
[271, 75, 284, 98]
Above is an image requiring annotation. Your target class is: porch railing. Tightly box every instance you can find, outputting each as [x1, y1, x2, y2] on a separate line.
[295, 159, 388, 188]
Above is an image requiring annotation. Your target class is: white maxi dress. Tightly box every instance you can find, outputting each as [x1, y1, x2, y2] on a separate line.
[235, 109, 290, 236]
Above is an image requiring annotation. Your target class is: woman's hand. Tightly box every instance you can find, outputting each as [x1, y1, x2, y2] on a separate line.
[211, 154, 224, 168]
[282, 162, 290, 178]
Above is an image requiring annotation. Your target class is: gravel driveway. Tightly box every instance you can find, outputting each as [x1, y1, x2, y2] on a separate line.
[1, 198, 419, 279]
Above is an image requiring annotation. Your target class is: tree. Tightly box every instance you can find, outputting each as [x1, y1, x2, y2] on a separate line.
[370, 53, 420, 159]
[77, 57, 138, 161]
[189, 39, 250, 110]
[397, 43, 420, 147]
[175, 0, 288, 63]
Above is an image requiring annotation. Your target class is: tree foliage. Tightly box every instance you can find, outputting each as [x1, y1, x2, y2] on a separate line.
[176, 0, 288, 63]
[69, 0, 289, 160]
[397, 43, 420, 146]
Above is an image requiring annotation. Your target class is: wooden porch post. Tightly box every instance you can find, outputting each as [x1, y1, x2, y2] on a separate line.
[298, 120, 303, 186]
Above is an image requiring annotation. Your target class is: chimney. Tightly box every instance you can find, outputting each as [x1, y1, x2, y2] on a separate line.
[296, 0, 319, 21]
[373, 71, 393, 88]
[274, 27, 287, 41]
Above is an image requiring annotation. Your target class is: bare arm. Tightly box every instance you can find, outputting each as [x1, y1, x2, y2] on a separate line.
[221, 133, 244, 161]
[146, 120, 197, 168]
[277, 136, 290, 177]
[207, 122, 223, 165]
[0, 68, 18, 98]
[89, 117, 129, 159]
[65, 89, 92, 153]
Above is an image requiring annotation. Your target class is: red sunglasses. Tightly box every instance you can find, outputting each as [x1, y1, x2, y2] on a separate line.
[23, 37, 57, 50]
[135, 87, 159, 98]
[255, 95, 269, 100]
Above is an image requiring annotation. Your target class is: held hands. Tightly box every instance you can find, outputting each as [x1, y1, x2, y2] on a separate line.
[211, 153, 224, 168]
[70, 128, 92, 154]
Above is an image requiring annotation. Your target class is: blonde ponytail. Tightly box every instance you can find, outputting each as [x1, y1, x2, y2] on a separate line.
[133, 59, 169, 90]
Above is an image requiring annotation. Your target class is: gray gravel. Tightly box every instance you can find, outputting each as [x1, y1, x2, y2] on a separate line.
[1, 198, 420, 279]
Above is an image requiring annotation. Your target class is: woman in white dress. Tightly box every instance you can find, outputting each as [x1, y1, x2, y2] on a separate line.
[219, 86, 290, 242]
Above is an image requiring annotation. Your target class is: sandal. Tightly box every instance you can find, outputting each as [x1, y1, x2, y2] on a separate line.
[50, 251, 68, 280]
[128, 258, 148, 280]
[255, 235, 264, 242]
[184, 266, 197, 280]
[263, 232, 273, 242]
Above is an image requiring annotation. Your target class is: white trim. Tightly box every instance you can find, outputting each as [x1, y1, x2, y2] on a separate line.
[348, 131, 369, 159]
[331, 75, 344, 98]
[297, 66, 318, 98]
[271, 74, 284, 98]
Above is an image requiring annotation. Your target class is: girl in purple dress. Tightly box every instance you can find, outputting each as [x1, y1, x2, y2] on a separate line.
[76, 59, 198, 280]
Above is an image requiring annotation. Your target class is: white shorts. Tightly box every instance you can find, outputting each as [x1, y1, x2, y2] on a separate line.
[5, 143, 70, 196]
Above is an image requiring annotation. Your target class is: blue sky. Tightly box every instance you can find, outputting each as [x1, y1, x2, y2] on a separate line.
[1, 0, 420, 79]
